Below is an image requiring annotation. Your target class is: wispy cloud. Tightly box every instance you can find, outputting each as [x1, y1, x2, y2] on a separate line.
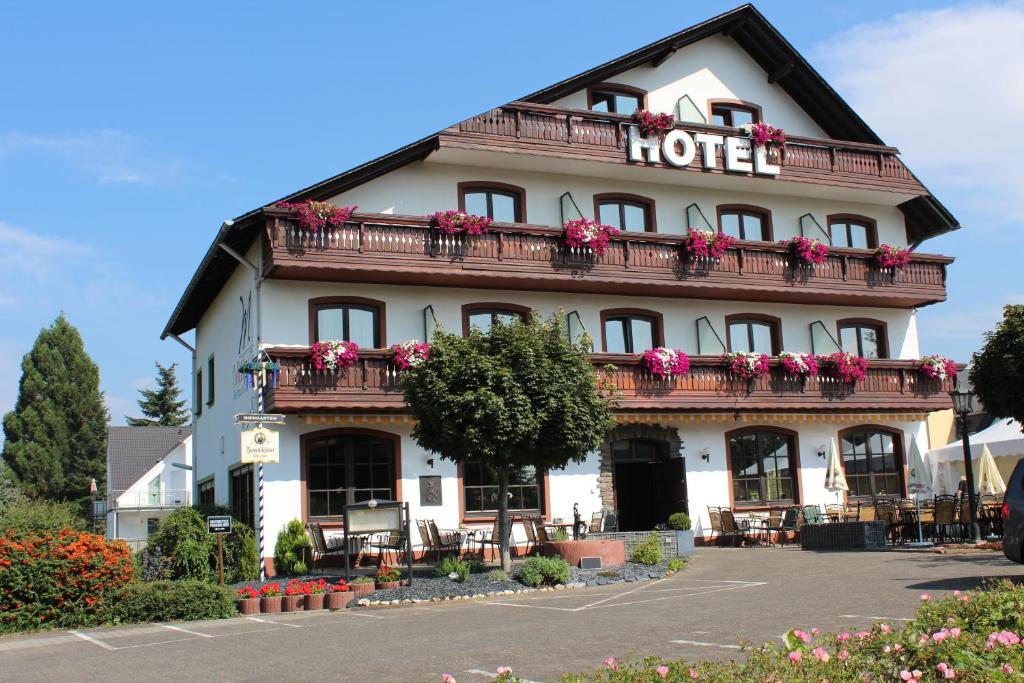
[0, 221, 89, 278]
[0, 129, 183, 185]
[815, 2, 1024, 225]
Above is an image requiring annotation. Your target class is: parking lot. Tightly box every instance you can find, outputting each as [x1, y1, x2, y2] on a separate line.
[3, 547, 1022, 682]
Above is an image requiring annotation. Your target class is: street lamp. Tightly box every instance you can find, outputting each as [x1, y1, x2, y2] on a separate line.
[949, 388, 981, 543]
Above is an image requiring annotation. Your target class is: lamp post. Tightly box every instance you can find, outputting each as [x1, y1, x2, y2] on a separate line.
[949, 388, 981, 543]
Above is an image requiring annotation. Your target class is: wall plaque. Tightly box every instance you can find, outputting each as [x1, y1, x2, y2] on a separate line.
[419, 476, 442, 506]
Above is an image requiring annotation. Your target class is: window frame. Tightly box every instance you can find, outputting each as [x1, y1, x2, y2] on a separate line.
[827, 214, 879, 250]
[299, 429, 401, 523]
[586, 83, 648, 114]
[461, 302, 531, 337]
[457, 181, 527, 223]
[228, 463, 255, 530]
[458, 461, 549, 522]
[206, 355, 215, 407]
[593, 193, 656, 233]
[724, 313, 783, 355]
[716, 204, 773, 242]
[837, 425, 906, 501]
[724, 426, 801, 510]
[836, 318, 889, 359]
[197, 476, 215, 509]
[708, 99, 763, 128]
[308, 296, 386, 347]
[599, 308, 665, 353]
[195, 369, 203, 416]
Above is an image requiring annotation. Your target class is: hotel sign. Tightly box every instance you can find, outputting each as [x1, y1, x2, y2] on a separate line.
[625, 125, 780, 177]
[240, 427, 279, 464]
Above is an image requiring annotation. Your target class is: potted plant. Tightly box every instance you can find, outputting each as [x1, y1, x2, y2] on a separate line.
[666, 512, 695, 558]
[918, 355, 957, 382]
[310, 340, 360, 372]
[874, 244, 912, 272]
[375, 564, 402, 590]
[304, 578, 328, 610]
[683, 229, 733, 265]
[350, 575, 376, 597]
[782, 236, 828, 268]
[740, 122, 786, 148]
[562, 218, 619, 256]
[282, 579, 307, 612]
[777, 352, 819, 380]
[236, 585, 260, 615]
[817, 351, 868, 383]
[259, 582, 282, 614]
[391, 340, 430, 370]
[632, 109, 675, 147]
[723, 352, 771, 380]
[431, 210, 492, 235]
[274, 200, 357, 233]
[642, 347, 690, 380]
[325, 580, 353, 610]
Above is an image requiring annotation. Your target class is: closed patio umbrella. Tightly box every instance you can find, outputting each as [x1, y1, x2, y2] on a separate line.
[977, 445, 1007, 496]
[824, 438, 848, 503]
[906, 439, 933, 547]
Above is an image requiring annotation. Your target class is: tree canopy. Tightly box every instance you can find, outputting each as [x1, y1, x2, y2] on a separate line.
[400, 312, 616, 569]
[971, 304, 1024, 425]
[128, 362, 190, 426]
[2, 315, 108, 502]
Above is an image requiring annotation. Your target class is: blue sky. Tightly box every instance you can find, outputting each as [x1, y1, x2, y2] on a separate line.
[1, 1, 1020, 425]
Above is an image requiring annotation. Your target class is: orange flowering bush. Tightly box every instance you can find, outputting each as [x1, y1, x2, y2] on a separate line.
[0, 529, 135, 633]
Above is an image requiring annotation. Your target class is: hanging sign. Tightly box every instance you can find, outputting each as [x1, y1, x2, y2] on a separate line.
[625, 125, 780, 177]
[240, 427, 280, 464]
[235, 413, 286, 425]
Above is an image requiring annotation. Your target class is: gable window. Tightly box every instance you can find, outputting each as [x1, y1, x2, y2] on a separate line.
[840, 427, 904, 498]
[595, 194, 655, 232]
[310, 297, 384, 347]
[838, 319, 888, 359]
[207, 355, 215, 407]
[462, 303, 530, 336]
[828, 215, 878, 249]
[229, 465, 254, 530]
[727, 428, 798, 507]
[198, 478, 215, 508]
[710, 101, 761, 128]
[305, 433, 396, 519]
[726, 315, 781, 355]
[601, 309, 663, 353]
[463, 462, 541, 516]
[587, 84, 646, 114]
[458, 182, 525, 223]
[717, 205, 772, 241]
[147, 475, 161, 505]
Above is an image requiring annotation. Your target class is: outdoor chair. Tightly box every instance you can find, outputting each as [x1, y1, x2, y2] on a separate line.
[765, 508, 784, 546]
[476, 516, 513, 560]
[416, 520, 437, 561]
[801, 505, 825, 525]
[857, 502, 875, 522]
[775, 507, 801, 545]
[306, 522, 347, 570]
[707, 507, 723, 544]
[718, 508, 748, 547]
[589, 511, 605, 534]
[428, 520, 462, 558]
[933, 495, 958, 543]
[522, 514, 538, 555]
[370, 530, 407, 566]
[874, 501, 903, 544]
[531, 516, 551, 545]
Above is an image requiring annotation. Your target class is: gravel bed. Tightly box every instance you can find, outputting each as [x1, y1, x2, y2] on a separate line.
[571, 560, 672, 586]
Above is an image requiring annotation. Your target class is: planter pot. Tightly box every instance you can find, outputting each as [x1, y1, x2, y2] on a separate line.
[236, 598, 260, 616]
[325, 591, 354, 610]
[281, 594, 305, 612]
[541, 539, 625, 568]
[260, 596, 282, 614]
[375, 580, 400, 590]
[304, 593, 326, 610]
[349, 582, 375, 597]
[674, 530, 695, 557]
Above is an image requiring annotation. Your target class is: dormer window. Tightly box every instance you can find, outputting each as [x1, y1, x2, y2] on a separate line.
[709, 100, 761, 128]
[587, 84, 647, 114]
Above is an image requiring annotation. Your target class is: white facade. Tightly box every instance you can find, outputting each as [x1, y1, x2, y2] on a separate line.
[107, 437, 193, 542]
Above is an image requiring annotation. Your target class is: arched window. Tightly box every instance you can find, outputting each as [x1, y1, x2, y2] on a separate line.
[717, 204, 773, 242]
[458, 181, 525, 223]
[709, 99, 762, 128]
[725, 314, 782, 355]
[594, 193, 655, 233]
[600, 309, 664, 353]
[309, 297, 384, 347]
[462, 302, 530, 336]
[302, 431, 398, 520]
[587, 83, 648, 114]
[726, 428, 799, 507]
[840, 427, 904, 499]
[837, 319, 889, 359]
[828, 214, 878, 250]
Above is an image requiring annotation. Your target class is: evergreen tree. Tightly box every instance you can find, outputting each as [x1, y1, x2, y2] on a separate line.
[2, 315, 109, 502]
[971, 304, 1024, 424]
[127, 362, 189, 426]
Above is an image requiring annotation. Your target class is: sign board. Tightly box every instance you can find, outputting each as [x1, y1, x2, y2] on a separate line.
[625, 124, 780, 177]
[345, 504, 402, 534]
[207, 515, 232, 534]
[235, 413, 286, 425]
[579, 556, 603, 570]
[240, 427, 280, 464]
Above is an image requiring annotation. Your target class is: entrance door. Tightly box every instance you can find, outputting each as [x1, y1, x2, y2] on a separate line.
[611, 439, 687, 532]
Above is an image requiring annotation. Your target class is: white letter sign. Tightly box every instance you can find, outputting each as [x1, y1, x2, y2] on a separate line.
[723, 136, 753, 173]
[661, 129, 696, 168]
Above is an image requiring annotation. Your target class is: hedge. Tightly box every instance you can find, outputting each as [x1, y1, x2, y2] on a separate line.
[105, 580, 237, 623]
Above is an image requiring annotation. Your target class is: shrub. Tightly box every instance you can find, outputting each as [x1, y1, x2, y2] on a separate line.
[517, 556, 570, 588]
[0, 498, 85, 533]
[667, 558, 685, 572]
[630, 533, 663, 566]
[487, 569, 509, 582]
[552, 527, 570, 541]
[106, 580, 236, 624]
[435, 555, 469, 583]
[273, 519, 311, 575]
[147, 507, 214, 581]
[222, 522, 259, 583]
[351, 575, 373, 584]
[138, 545, 173, 581]
[0, 530, 134, 633]
[666, 512, 691, 531]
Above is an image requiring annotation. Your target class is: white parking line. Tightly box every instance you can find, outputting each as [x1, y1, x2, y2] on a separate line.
[485, 580, 767, 612]
[69, 630, 116, 651]
[670, 639, 741, 650]
[245, 616, 302, 627]
[156, 623, 214, 638]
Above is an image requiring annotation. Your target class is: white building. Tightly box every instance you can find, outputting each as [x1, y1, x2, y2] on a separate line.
[163, 6, 960, 573]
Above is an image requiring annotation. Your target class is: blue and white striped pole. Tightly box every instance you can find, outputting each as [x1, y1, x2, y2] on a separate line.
[257, 368, 266, 581]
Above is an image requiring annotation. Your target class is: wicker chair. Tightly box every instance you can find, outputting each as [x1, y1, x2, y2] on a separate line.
[475, 516, 513, 560]
[718, 508, 747, 547]
[522, 514, 538, 555]
[707, 507, 723, 544]
[874, 500, 902, 544]
[369, 530, 407, 566]
[765, 508, 785, 546]
[306, 522, 347, 570]
[427, 520, 462, 558]
[933, 495, 958, 543]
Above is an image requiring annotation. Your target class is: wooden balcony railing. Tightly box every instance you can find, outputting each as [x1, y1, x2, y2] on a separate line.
[264, 347, 955, 414]
[263, 209, 952, 308]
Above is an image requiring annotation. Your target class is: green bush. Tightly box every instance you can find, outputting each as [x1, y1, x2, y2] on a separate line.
[487, 569, 509, 582]
[517, 556, 570, 588]
[667, 558, 685, 572]
[221, 522, 259, 583]
[351, 575, 373, 584]
[630, 533, 663, 566]
[552, 527, 570, 541]
[435, 555, 469, 582]
[666, 512, 691, 531]
[106, 580, 236, 624]
[0, 498, 85, 533]
[147, 507, 214, 581]
[273, 519, 311, 575]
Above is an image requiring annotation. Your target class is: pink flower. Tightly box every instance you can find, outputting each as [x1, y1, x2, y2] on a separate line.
[441, 675, 456, 683]
[855, 631, 870, 640]
[788, 651, 802, 663]
[837, 649, 849, 661]
[603, 658, 618, 670]
[496, 667, 512, 675]
[900, 671, 923, 681]
[656, 666, 669, 679]
[894, 643, 903, 652]
[932, 629, 949, 643]
[1002, 664, 1014, 673]
[643, 347, 691, 379]
[958, 595, 970, 602]
[562, 218, 619, 256]
[837, 632, 851, 642]
[919, 635, 930, 645]
[811, 628, 821, 635]
[949, 627, 961, 638]
[794, 629, 811, 643]
[689, 670, 699, 680]
[880, 623, 892, 634]
[920, 593, 931, 601]
[812, 647, 829, 662]
[883, 646, 891, 654]
[936, 663, 956, 679]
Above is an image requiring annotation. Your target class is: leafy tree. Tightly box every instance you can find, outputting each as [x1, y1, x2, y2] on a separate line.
[0, 460, 23, 510]
[127, 362, 189, 426]
[971, 304, 1024, 424]
[2, 315, 108, 503]
[400, 312, 616, 571]
[0, 497, 85, 533]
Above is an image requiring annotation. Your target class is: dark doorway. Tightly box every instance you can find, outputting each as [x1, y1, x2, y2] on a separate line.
[611, 438, 687, 531]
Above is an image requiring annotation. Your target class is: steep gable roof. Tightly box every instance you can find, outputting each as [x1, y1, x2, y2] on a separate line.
[107, 426, 191, 493]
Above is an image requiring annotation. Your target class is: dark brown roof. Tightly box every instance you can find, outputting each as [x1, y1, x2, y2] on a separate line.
[106, 426, 191, 493]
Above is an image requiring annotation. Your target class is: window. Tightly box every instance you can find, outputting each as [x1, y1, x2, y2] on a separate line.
[728, 429, 797, 506]
[305, 433, 395, 519]
[587, 84, 646, 114]
[195, 370, 203, 416]
[462, 303, 529, 336]
[710, 101, 761, 128]
[595, 194, 654, 232]
[463, 462, 541, 515]
[726, 315, 781, 355]
[147, 518, 159, 536]
[841, 428, 903, 498]
[147, 475, 160, 505]
[229, 465, 254, 530]
[207, 355, 215, 406]
[717, 205, 772, 241]
[198, 478, 215, 508]
[838, 320, 888, 359]
[458, 182, 525, 223]
[601, 310, 662, 353]
[828, 215, 878, 249]
[310, 297, 384, 347]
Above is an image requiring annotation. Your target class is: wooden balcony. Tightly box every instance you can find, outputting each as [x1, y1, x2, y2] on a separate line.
[262, 209, 952, 308]
[264, 347, 955, 414]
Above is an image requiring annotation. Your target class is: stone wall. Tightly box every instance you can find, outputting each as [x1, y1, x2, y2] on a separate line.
[597, 423, 684, 512]
[589, 530, 679, 558]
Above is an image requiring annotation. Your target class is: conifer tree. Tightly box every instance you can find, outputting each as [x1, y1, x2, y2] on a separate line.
[2, 315, 109, 501]
[128, 362, 190, 426]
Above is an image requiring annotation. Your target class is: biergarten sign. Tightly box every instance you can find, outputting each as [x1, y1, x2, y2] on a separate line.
[625, 124, 780, 177]
[240, 427, 280, 464]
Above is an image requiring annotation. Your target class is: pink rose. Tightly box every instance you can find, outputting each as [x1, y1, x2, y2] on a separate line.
[794, 629, 811, 643]
[920, 593, 931, 601]
[812, 647, 829, 662]
[656, 666, 669, 679]
[837, 649, 849, 662]
[689, 670, 699, 680]
[949, 627, 961, 638]
[1002, 664, 1014, 673]
[837, 632, 851, 642]
[442, 675, 456, 683]
[788, 651, 802, 663]
[496, 667, 512, 675]
[881, 623, 892, 634]
[894, 644, 903, 652]
[855, 631, 870, 640]
[603, 658, 618, 670]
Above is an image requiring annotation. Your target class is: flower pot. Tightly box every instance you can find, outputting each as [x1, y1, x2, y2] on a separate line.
[236, 598, 260, 616]
[674, 530, 695, 557]
[325, 591, 353, 610]
[260, 596, 282, 614]
[349, 581, 375, 597]
[375, 580, 400, 591]
[305, 593, 326, 610]
[281, 595, 305, 612]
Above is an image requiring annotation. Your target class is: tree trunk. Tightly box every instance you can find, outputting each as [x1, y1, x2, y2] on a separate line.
[497, 463, 512, 572]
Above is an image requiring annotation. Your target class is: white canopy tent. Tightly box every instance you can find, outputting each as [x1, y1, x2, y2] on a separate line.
[927, 419, 1024, 495]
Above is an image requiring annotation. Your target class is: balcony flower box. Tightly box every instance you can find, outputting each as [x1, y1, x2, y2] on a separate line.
[683, 229, 733, 265]
[642, 347, 690, 379]
[919, 355, 957, 381]
[740, 122, 786, 148]
[874, 244, 912, 272]
[275, 200, 356, 234]
[235, 586, 260, 615]
[259, 582, 282, 613]
[431, 210, 491, 236]
[723, 352, 771, 380]
[818, 352, 868, 383]
[325, 582, 353, 609]
[777, 352, 818, 379]
[562, 218, 618, 257]
[310, 340, 359, 371]
[391, 340, 430, 370]
[782, 236, 828, 268]
[632, 109, 675, 147]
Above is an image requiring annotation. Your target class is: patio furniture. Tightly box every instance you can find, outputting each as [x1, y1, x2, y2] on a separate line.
[874, 500, 903, 544]
[824, 504, 845, 523]
[802, 505, 825, 525]
[530, 516, 550, 545]
[775, 507, 801, 545]
[427, 520, 462, 558]
[522, 514, 538, 555]
[933, 495, 958, 543]
[765, 508, 784, 546]
[718, 508, 749, 547]
[589, 511, 605, 534]
[475, 516, 513, 560]
[370, 530, 407, 566]
[707, 507, 722, 543]
[416, 520, 438, 561]
[306, 522, 347, 570]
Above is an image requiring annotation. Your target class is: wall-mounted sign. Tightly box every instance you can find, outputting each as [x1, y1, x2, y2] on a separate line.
[625, 125, 780, 177]
[419, 476, 442, 506]
[240, 427, 279, 464]
[207, 515, 232, 534]
[235, 413, 286, 425]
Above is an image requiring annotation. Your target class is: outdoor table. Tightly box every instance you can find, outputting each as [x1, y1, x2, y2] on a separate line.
[737, 515, 770, 546]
